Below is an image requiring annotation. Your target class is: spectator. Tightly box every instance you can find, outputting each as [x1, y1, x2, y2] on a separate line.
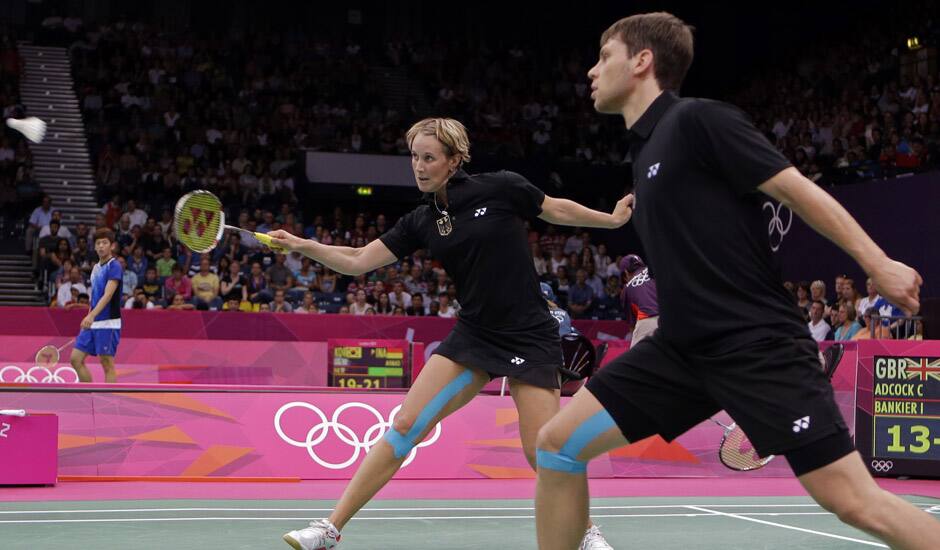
[350, 289, 373, 315]
[125, 199, 147, 229]
[293, 257, 318, 291]
[437, 293, 457, 318]
[795, 281, 812, 317]
[155, 247, 176, 278]
[807, 300, 830, 342]
[220, 260, 248, 305]
[65, 292, 91, 311]
[810, 280, 827, 305]
[164, 265, 193, 302]
[834, 303, 862, 341]
[265, 253, 294, 293]
[191, 257, 222, 310]
[55, 267, 87, 308]
[125, 287, 157, 310]
[166, 292, 195, 311]
[857, 277, 881, 318]
[118, 256, 137, 300]
[26, 195, 53, 253]
[269, 289, 293, 313]
[374, 292, 394, 315]
[388, 281, 412, 309]
[127, 246, 148, 280]
[294, 291, 320, 314]
[567, 269, 594, 319]
[140, 267, 164, 304]
[406, 293, 428, 316]
[247, 261, 272, 303]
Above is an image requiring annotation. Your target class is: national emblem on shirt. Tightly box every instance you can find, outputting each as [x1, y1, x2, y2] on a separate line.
[436, 213, 453, 236]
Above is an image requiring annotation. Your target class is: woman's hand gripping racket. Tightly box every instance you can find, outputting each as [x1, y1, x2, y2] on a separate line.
[711, 343, 845, 472]
[174, 190, 283, 253]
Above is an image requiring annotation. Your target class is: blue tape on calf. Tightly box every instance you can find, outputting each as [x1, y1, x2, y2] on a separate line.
[384, 368, 474, 459]
[536, 409, 616, 473]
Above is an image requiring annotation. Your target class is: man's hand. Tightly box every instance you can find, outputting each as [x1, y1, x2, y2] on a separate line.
[870, 259, 922, 315]
[80, 313, 94, 329]
[267, 230, 306, 253]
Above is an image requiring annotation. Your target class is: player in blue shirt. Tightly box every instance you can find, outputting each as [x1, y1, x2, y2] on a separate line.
[70, 228, 123, 382]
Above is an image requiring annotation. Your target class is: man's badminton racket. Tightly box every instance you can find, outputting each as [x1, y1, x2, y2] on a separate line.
[5, 117, 47, 143]
[712, 342, 845, 472]
[559, 333, 606, 382]
[34, 338, 75, 368]
[173, 190, 282, 253]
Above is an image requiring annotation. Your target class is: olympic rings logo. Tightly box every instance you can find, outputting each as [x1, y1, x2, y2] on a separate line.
[870, 460, 894, 473]
[0, 365, 79, 384]
[274, 401, 442, 470]
[763, 201, 792, 252]
[626, 268, 650, 288]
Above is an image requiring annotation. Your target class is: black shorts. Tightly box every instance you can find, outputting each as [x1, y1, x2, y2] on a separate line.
[434, 319, 562, 389]
[586, 330, 849, 458]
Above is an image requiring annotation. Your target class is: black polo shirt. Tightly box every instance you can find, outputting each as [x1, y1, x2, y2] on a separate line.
[627, 91, 808, 351]
[380, 169, 554, 331]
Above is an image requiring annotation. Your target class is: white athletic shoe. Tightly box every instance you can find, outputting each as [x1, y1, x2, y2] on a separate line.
[283, 519, 341, 550]
[579, 524, 614, 550]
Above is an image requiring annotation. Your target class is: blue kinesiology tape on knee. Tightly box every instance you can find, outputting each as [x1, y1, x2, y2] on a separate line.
[536, 409, 616, 473]
[384, 368, 474, 458]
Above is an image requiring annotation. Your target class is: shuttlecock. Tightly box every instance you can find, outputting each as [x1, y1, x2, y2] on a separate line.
[5, 117, 47, 144]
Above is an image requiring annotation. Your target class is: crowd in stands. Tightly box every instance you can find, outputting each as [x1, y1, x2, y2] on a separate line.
[5, 11, 937, 338]
[789, 275, 921, 342]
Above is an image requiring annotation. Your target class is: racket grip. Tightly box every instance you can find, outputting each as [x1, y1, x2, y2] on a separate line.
[0, 409, 27, 417]
[254, 232, 284, 251]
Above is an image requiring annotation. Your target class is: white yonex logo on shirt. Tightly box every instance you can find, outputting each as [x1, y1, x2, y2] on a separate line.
[510, 357, 525, 365]
[647, 162, 661, 179]
[474, 208, 487, 217]
[792, 416, 811, 433]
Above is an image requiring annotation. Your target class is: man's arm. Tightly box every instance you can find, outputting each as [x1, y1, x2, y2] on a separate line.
[759, 167, 922, 314]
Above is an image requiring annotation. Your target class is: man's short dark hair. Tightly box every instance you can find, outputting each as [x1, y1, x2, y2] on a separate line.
[94, 227, 115, 243]
[601, 12, 694, 91]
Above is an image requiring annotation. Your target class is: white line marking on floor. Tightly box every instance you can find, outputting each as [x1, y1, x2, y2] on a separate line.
[685, 505, 888, 548]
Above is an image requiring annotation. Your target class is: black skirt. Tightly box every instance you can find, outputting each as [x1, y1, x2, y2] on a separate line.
[433, 318, 562, 389]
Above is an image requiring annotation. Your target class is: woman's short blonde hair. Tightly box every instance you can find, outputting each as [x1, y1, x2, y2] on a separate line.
[405, 118, 471, 165]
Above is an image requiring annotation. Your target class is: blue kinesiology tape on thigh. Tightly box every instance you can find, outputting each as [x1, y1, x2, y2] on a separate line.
[536, 409, 616, 473]
[385, 368, 474, 458]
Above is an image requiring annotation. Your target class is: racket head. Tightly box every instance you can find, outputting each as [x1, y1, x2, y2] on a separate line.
[34, 345, 60, 368]
[559, 332, 597, 382]
[718, 422, 774, 471]
[822, 343, 845, 380]
[174, 190, 226, 253]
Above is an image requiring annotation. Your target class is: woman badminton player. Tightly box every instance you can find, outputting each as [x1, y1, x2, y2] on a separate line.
[271, 118, 632, 550]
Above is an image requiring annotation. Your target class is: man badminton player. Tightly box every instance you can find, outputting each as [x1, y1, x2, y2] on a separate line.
[534, 12, 940, 550]
[271, 118, 632, 550]
[69, 228, 122, 383]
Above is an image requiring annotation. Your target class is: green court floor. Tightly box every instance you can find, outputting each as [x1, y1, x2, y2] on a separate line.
[0, 496, 938, 549]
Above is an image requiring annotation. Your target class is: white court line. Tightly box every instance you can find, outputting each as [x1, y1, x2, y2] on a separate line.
[0, 513, 837, 525]
[685, 505, 888, 548]
[3, 502, 938, 515]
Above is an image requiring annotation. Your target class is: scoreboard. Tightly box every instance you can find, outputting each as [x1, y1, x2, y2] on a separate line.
[327, 339, 411, 389]
[856, 354, 940, 478]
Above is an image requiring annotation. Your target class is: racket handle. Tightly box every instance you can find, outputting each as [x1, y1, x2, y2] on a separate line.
[253, 232, 284, 252]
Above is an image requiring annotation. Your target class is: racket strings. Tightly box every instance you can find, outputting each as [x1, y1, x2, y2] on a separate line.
[175, 192, 224, 252]
[720, 425, 771, 471]
[34, 345, 60, 368]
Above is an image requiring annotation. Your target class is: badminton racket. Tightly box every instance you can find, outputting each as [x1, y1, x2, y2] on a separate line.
[0, 410, 27, 417]
[34, 338, 75, 368]
[173, 190, 283, 253]
[559, 333, 600, 382]
[5, 116, 47, 143]
[712, 342, 846, 471]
